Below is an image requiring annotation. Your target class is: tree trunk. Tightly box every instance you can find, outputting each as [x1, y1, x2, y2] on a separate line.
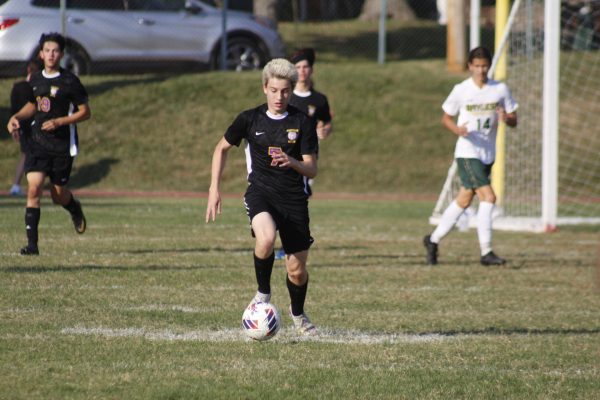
[254, 0, 279, 24]
[359, 0, 416, 21]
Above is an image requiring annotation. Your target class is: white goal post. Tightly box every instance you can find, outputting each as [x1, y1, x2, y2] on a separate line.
[430, 0, 600, 232]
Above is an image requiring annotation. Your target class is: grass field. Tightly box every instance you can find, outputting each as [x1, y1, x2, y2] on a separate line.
[1, 196, 599, 399]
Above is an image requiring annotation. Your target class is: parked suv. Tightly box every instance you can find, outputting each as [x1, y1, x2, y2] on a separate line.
[0, 0, 286, 75]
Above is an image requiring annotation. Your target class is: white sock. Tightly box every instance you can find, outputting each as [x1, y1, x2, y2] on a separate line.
[431, 201, 465, 243]
[477, 201, 494, 255]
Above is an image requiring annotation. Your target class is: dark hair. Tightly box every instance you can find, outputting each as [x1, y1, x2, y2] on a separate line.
[468, 46, 492, 64]
[289, 48, 316, 66]
[39, 32, 66, 52]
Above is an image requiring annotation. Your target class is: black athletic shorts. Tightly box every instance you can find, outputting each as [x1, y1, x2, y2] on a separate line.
[244, 184, 314, 255]
[25, 153, 74, 186]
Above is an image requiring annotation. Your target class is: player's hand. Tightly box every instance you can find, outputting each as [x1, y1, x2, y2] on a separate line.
[205, 188, 222, 223]
[455, 122, 469, 137]
[41, 119, 61, 132]
[271, 151, 293, 168]
[7, 116, 20, 135]
[10, 129, 21, 142]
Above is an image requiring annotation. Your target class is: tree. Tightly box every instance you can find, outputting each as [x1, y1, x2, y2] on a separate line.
[359, 0, 416, 21]
[254, 0, 278, 24]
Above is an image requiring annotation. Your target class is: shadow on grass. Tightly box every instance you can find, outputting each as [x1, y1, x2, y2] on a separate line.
[417, 326, 600, 336]
[84, 74, 173, 97]
[69, 157, 120, 189]
[2, 264, 224, 273]
[124, 246, 253, 255]
[303, 26, 495, 62]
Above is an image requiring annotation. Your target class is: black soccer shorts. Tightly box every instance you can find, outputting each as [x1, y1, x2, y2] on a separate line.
[244, 185, 314, 255]
[24, 153, 74, 186]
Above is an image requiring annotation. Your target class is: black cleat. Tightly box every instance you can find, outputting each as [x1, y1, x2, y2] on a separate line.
[423, 235, 438, 265]
[20, 246, 39, 256]
[480, 251, 506, 266]
[71, 199, 86, 234]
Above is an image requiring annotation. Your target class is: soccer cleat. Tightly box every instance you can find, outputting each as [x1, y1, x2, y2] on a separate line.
[20, 246, 39, 256]
[423, 235, 438, 265]
[247, 291, 271, 310]
[289, 305, 317, 336]
[71, 199, 86, 234]
[274, 248, 286, 260]
[480, 251, 506, 266]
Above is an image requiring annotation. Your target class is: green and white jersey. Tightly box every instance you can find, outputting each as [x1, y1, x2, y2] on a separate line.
[442, 77, 518, 164]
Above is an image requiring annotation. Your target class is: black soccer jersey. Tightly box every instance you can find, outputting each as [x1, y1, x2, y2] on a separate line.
[26, 68, 88, 156]
[289, 88, 332, 126]
[224, 104, 318, 200]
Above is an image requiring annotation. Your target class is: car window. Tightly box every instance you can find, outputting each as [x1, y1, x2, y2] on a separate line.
[127, 0, 186, 12]
[32, 0, 125, 9]
[70, 0, 125, 10]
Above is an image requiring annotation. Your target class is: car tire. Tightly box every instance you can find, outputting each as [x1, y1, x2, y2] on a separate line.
[63, 44, 90, 76]
[213, 36, 266, 71]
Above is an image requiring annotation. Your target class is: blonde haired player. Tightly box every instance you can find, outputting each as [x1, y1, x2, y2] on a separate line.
[206, 59, 319, 335]
[424, 46, 518, 266]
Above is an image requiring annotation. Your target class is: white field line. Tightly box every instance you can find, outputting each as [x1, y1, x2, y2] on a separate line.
[61, 326, 456, 345]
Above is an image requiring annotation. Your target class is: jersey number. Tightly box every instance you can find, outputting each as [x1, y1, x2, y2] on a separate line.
[476, 118, 491, 131]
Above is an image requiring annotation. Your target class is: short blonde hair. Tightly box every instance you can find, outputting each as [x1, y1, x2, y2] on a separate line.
[262, 58, 297, 87]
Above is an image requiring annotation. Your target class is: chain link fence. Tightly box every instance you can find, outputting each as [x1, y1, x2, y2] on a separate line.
[0, 0, 462, 77]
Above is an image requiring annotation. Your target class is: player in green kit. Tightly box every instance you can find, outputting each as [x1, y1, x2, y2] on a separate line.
[424, 47, 518, 266]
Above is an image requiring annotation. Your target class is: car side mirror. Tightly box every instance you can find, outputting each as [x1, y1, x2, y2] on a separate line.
[184, 1, 202, 15]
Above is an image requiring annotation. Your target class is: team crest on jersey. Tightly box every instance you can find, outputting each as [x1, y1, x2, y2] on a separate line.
[307, 105, 316, 117]
[50, 86, 59, 97]
[286, 129, 299, 143]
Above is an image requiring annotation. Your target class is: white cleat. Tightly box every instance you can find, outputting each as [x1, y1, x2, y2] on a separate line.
[247, 291, 271, 309]
[289, 305, 317, 336]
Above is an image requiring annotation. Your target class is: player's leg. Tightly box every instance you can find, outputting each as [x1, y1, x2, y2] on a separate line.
[280, 204, 316, 335]
[10, 152, 26, 196]
[249, 211, 278, 304]
[48, 156, 86, 234]
[424, 187, 474, 264]
[22, 170, 45, 255]
[475, 184, 505, 265]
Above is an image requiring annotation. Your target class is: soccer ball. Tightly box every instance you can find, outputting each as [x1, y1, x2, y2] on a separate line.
[242, 302, 281, 341]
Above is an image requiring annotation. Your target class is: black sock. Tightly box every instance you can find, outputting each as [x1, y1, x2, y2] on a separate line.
[62, 194, 78, 215]
[254, 252, 274, 295]
[287, 274, 309, 316]
[25, 207, 40, 249]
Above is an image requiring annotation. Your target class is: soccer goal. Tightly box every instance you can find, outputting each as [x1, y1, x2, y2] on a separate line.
[430, 0, 600, 232]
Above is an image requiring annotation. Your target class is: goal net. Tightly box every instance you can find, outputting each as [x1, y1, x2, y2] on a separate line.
[431, 0, 600, 232]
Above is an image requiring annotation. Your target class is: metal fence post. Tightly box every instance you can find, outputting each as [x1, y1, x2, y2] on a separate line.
[378, 0, 387, 64]
[220, 0, 229, 71]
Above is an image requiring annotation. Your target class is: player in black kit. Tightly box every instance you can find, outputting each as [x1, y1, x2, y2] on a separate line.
[205, 58, 319, 335]
[289, 48, 332, 142]
[6, 33, 91, 256]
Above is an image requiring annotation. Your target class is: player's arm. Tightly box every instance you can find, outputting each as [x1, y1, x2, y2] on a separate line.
[41, 103, 91, 132]
[271, 152, 317, 178]
[442, 112, 468, 137]
[206, 137, 234, 223]
[7, 102, 36, 135]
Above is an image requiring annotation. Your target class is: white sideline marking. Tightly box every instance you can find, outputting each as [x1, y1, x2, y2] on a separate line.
[123, 304, 217, 313]
[61, 326, 455, 344]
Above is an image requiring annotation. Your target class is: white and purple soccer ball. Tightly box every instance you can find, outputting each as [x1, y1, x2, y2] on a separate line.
[242, 302, 281, 341]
